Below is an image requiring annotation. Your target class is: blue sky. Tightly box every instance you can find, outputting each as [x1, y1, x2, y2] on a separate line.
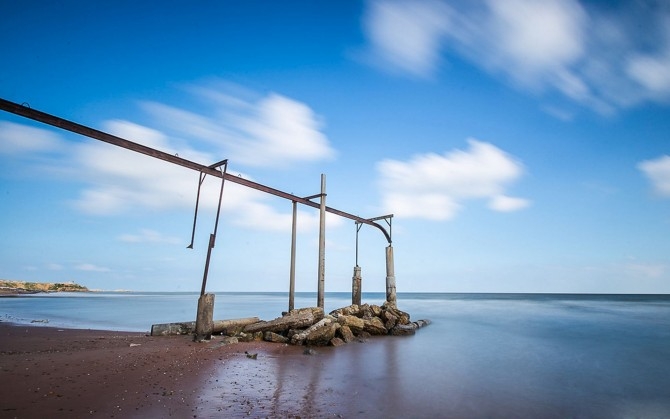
[1, 0, 670, 293]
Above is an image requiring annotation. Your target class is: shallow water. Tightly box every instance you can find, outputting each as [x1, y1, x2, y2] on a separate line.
[3, 292, 670, 417]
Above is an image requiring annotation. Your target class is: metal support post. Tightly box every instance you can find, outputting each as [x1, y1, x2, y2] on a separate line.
[353, 222, 363, 305]
[317, 174, 326, 309]
[195, 160, 227, 341]
[289, 201, 297, 312]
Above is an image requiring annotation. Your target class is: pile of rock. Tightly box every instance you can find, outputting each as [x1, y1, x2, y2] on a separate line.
[230, 302, 430, 347]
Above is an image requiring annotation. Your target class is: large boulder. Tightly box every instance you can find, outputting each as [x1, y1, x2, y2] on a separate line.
[338, 325, 355, 343]
[389, 323, 417, 336]
[330, 304, 360, 317]
[289, 307, 325, 321]
[382, 312, 398, 330]
[336, 314, 365, 333]
[363, 316, 388, 335]
[382, 303, 411, 325]
[244, 307, 323, 334]
[264, 331, 289, 344]
[291, 316, 340, 346]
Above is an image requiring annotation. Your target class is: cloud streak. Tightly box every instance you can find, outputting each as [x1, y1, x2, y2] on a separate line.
[377, 139, 529, 220]
[141, 80, 336, 168]
[638, 155, 670, 197]
[0, 121, 66, 154]
[0, 81, 339, 233]
[362, 0, 670, 113]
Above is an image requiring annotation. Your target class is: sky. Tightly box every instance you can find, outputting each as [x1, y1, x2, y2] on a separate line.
[1, 0, 670, 293]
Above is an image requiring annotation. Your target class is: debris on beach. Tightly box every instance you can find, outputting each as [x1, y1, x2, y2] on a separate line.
[151, 302, 430, 347]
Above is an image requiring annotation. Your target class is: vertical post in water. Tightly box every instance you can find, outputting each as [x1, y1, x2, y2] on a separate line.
[194, 293, 215, 341]
[317, 174, 326, 309]
[289, 200, 297, 312]
[352, 265, 362, 306]
[385, 245, 396, 307]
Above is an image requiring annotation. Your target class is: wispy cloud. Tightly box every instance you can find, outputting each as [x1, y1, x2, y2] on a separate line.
[75, 263, 111, 272]
[377, 139, 529, 220]
[361, 0, 451, 78]
[625, 262, 667, 279]
[0, 121, 66, 154]
[118, 229, 180, 245]
[362, 0, 670, 113]
[141, 80, 336, 168]
[638, 155, 670, 197]
[0, 81, 339, 233]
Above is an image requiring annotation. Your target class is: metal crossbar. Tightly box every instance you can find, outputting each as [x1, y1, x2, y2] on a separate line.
[0, 98, 392, 243]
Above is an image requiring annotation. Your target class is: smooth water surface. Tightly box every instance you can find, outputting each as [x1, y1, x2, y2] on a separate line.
[3, 292, 670, 417]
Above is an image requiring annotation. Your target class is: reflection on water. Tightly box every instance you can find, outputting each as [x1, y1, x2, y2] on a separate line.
[196, 295, 670, 418]
[4, 292, 670, 417]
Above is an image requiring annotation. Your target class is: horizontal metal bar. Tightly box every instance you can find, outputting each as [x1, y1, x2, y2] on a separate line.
[0, 98, 392, 242]
[367, 214, 394, 222]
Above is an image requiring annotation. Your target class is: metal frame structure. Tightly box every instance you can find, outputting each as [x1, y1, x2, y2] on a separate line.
[1, 98, 398, 313]
[0, 98, 392, 243]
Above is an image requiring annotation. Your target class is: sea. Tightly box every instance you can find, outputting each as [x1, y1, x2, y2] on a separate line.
[2, 292, 670, 418]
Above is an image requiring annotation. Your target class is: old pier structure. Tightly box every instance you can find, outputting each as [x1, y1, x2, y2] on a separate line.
[0, 98, 413, 344]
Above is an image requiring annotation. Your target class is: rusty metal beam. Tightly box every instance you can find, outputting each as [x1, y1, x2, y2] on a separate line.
[0, 98, 392, 243]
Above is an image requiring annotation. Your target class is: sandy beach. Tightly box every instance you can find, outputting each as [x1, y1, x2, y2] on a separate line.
[0, 322, 345, 418]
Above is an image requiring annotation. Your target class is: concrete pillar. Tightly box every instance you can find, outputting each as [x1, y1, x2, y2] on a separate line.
[317, 174, 326, 309]
[385, 245, 396, 307]
[194, 293, 215, 341]
[289, 201, 297, 312]
[352, 265, 362, 306]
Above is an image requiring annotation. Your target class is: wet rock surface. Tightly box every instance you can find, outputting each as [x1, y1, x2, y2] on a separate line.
[232, 302, 430, 347]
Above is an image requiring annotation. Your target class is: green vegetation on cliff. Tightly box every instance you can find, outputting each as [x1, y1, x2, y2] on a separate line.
[0, 280, 89, 294]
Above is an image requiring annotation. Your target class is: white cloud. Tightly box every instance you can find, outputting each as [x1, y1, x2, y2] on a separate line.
[1, 81, 342, 235]
[362, 0, 451, 78]
[485, 0, 586, 78]
[488, 195, 531, 212]
[377, 139, 528, 220]
[638, 155, 670, 197]
[75, 263, 111, 272]
[141, 82, 336, 168]
[0, 121, 65, 154]
[361, 0, 670, 113]
[118, 229, 180, 245]
[627, 50, 670, 99]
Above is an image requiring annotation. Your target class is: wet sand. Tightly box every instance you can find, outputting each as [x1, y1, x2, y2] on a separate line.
[0, 322, 344, 418]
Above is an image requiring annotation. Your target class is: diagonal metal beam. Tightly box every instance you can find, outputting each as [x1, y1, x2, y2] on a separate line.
[0, 98, 392, 243]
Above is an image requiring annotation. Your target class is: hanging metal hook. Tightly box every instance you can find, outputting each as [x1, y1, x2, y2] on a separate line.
[355, 221, 363, 266]
[186, 171, 207, 249]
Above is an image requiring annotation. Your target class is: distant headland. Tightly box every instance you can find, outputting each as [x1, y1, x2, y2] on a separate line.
[0, 280, 89, 296]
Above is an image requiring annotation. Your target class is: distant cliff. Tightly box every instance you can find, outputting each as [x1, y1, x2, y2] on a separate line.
[0, 280, 89, 295]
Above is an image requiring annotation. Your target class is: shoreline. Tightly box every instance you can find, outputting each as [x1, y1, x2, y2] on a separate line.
[0, 322, 317, 418]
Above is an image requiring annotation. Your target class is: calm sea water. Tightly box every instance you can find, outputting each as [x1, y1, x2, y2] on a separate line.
[3, 292, 670, 417]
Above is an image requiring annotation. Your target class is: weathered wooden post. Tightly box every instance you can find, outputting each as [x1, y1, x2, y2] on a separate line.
[317, 174, 326, 309]
[352, 265, 362, 306]
[385, 245, 396, 307]
[194, 293, 215, 341]
[289, 200, 297, 312]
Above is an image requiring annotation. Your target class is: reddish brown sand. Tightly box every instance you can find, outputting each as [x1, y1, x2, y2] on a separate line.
[0, 322, 340, 418]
